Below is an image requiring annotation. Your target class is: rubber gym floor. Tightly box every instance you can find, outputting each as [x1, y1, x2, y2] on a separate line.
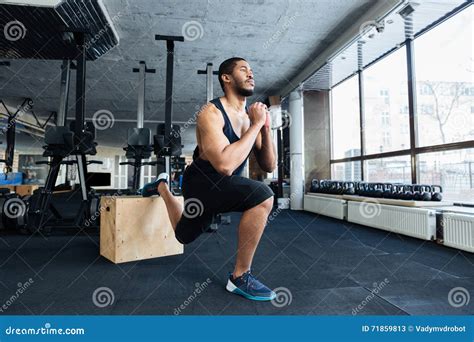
[1, 209, 473, 316]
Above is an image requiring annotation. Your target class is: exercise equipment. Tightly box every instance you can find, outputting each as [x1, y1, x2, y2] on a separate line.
[197, 63, 218, 102]
[413, 184, 432, 201]
[431, 185, 443, 201]
[382, 183, 393, 198]
[21, 33, 105, 234]
[309, 178, 444, 202]
[401, 185, 414, 200]
[310, 179, 320, 192]
[24, 121, 104, 233]
[371, 183, 384, 198]
[120, 62, 155, 192]
[121, 128, 154, 192]
[154, 35, 184, 180]
[391, 184, 404, 199]
[334, 181, 345, 195]
[0, 188, 26, 232]
[356, 182, 369, 196]
[1, 2, 120, 233]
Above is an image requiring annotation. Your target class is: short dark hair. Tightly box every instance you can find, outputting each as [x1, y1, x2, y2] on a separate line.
[218, 57, 246, 93]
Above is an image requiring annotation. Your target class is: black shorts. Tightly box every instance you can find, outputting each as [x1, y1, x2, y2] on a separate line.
[175, 162, 274, 244]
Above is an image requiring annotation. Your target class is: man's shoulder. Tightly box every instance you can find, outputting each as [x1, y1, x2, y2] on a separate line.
[197, 102, 222, 122]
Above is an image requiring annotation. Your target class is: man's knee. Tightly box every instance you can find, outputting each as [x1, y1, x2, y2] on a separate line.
[254, 196, 273, 213]
[174, 227, 198, 245]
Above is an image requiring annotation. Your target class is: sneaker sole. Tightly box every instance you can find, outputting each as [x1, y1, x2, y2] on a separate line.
[226, 279, 276, 301]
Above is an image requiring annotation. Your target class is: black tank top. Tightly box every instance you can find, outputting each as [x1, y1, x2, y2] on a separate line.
[191, 98, 247, 176]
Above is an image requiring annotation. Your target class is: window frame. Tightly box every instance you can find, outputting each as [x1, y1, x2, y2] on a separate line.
[329, 2, 474, 185]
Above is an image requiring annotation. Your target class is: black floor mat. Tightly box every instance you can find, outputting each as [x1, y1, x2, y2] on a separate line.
[1, 210, 473, 315]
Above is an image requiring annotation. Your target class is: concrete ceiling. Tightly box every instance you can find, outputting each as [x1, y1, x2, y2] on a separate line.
[0, 0, 381, 153]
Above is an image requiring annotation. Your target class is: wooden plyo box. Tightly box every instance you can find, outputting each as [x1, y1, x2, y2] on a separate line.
[0, 185, 16, 193]
[100, 195, 183, 264]
[15, 185, 39, 197]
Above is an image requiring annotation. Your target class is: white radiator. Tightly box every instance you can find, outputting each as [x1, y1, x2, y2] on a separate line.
[303, 194, 347, 220]
[347, 201, 436, 241]
[441, 213, 474, 253]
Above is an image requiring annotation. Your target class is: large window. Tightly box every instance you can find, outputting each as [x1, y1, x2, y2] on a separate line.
[331, 161, 362, 181]
[331, 75, 360, 159]
[415, 6, 474, 147]
[363, 47, 410, 154]
[418, 149, 474, 202]
[365, 156, 411, 184]
[328, 4, 473, 202]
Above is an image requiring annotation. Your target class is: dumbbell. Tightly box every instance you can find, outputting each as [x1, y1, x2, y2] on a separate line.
[382, 183, 393, 198]
[373, 183, 384, 198]
[431, 185, 443, 201]
[364, 183, 380, 198]
[365, 183, 374, 197]
[324, 181, 333, 194]
[421, 185, 432, 201]
[336, 181, 345, 195]
[413, 185, 424, 201]
[329, 181, 342, 194]
[413, 185, 432, 201]
[324, 180, 333, 194]
[343, 181, 356, 195]
[392, 184, 405, 199]
[357, 182, 368, 196]
[310, 179, 320, 193]
[391, 184, 402, 200]
[401, 185, 414, 200]
[327, 181, 335, 194]
[318, 180, 327, 193]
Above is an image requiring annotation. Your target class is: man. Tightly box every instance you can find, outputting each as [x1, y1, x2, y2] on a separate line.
[142, 57, 277, 301]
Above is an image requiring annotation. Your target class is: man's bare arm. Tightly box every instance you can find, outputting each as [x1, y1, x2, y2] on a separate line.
[254, 123, 277, 172]
[197, 104, 264, 176]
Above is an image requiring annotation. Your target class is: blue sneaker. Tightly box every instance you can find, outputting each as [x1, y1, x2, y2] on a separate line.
[140, 173, 169, 197]
[226, 270, 276, 301]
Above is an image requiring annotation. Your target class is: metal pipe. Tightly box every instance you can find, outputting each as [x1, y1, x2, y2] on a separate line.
[206, 63, 213, 102]
[57, 60, 71, 126]
[289, 89, 304, 210]
[65, 117, 193, 125]
[74, 32, 86, 140]
[137, 61, 146, 129]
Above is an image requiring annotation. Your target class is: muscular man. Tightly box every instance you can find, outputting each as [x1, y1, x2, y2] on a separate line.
[141, 57, 277, 301]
